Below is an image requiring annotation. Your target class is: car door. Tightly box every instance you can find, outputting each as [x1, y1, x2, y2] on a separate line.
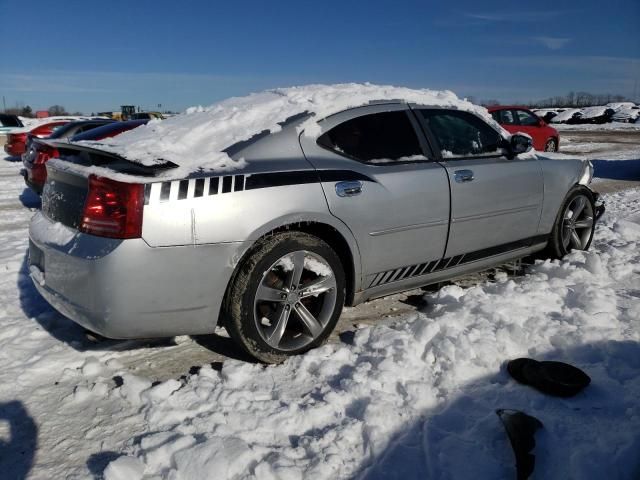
[414, 108, 544, 258]
[299, 104, 450, 289]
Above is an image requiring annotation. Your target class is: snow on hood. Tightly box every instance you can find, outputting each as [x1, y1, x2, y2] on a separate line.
[74, 83, 500, 174]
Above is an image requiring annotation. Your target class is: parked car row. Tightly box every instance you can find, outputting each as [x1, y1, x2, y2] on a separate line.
[25, 85, 604, 363]
[4, 116, 104, 156]
[21, 119, 148, 193]
[532, 102, 640, 124]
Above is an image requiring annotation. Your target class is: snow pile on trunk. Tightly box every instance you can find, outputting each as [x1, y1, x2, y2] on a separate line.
[75, 83, 498, 174]
[102, 189, 640, 480]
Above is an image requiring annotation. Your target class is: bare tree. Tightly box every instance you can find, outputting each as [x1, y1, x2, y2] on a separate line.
[48, 105, 68, 116]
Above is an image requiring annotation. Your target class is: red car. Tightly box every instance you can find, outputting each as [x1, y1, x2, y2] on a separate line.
[488, 106, 560, 152]
[4, 120, 73, 157]
[22, 120, 148, 194]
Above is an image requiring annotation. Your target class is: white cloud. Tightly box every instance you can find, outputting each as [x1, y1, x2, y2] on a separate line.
[533, 36, 571, 50]
[463, 11, 563, 22]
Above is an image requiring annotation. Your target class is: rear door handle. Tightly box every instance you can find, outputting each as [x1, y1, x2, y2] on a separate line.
[335, 180, 363, 197]
[454, 169, 474, 183]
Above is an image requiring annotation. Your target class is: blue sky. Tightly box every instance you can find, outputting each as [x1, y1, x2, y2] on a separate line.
[1, 0, 638, 113]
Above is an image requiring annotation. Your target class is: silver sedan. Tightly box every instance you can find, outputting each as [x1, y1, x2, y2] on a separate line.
[29, 101, 603, 362]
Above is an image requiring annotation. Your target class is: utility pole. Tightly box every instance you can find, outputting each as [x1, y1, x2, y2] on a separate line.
[2, 96, 6, 112]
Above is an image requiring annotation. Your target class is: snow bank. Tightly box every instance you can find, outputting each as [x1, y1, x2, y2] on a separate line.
[75, 83, 499, 174]
[101, 189, 640, 479]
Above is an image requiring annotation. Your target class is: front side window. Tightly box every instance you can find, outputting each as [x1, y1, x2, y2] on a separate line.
[317, 111, 424, 164]
[419, 110, 502, 158]
[515, 110, 539, 126]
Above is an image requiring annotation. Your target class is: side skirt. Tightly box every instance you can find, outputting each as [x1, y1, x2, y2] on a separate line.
[354, 236, 548, 305]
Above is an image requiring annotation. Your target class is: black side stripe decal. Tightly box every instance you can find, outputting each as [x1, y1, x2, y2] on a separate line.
[152, 170, 376, 203]
[245, 170, 375, 190]
[368, 234, 549, 289]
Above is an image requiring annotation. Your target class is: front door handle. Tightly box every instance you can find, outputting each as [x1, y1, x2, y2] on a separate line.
[454, 169, 474, 183]
[335, 180, 363, 197]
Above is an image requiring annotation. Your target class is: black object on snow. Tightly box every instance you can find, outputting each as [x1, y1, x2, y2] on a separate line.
[496, 409, 543, 480]
[507, 358, 591, 397]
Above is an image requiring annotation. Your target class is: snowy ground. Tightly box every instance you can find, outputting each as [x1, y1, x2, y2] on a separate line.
[0, 132, 639, 479]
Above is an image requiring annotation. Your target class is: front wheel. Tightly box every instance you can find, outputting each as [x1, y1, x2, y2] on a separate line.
[544, 138, 558, 152]
[546, 186, 596, 259]
[223, 232, 345, 363]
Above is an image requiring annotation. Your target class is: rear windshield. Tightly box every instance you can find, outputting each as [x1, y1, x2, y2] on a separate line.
[49, 121, 112, 139]
[0, 114, 23, 128]
[71, 120, 148, 141]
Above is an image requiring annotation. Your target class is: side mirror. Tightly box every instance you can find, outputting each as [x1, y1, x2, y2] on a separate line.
[510, 134, 532, 156]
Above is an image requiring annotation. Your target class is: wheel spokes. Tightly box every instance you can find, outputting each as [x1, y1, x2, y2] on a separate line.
[288, 251, 306, 290]
[574, 217, 593, 230]
[570, 229, 582, 249]
[299, 274, 336, 298]
[266, 305, 291, 347]
[294, 302, 323, 338]
[256, 283, 286, 303]
[572, 196, 586, 218]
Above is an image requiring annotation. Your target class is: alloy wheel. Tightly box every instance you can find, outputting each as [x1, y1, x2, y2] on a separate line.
[561, 195, 594, 251]
[253, 250, 337, 351]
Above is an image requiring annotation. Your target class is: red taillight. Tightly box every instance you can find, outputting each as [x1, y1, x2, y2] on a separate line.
[10, 132, 27, 143]
[29, 144, 59, 186]
[80, 175, 144, 239]
[34, 144, 58, 164]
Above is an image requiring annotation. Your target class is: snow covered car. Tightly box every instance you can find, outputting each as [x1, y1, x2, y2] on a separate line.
[611, 106, 640, 123]
[0, 114, 24, 147]
[28, 85, 603, 363]
[569, 106, 615, 124]
[550, 108, 582, 124]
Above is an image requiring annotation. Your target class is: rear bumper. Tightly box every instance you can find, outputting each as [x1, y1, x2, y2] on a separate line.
[28, 212, 242, 339]
[21, 168, 43, 195]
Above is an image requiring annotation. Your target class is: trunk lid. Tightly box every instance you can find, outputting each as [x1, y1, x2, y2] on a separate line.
[41, 142, 177, 230]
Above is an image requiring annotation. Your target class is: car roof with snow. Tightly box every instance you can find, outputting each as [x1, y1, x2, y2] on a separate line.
[68, 83, 504, 175]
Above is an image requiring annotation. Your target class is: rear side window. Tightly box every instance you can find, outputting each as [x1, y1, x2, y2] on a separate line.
[498, 110, 516, 125]
[419, 110, 502, 158]
[317, 111, 424, 164]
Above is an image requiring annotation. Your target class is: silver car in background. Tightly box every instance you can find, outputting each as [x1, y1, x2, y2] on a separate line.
[29, 101, 603, 362]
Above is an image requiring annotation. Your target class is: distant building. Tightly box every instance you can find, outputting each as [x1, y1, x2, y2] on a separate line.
[35, 111, 49, 118]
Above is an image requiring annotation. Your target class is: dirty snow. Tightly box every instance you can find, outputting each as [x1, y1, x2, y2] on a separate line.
[555, 122, 640, 131]
[0, 144, 639, 479]
[74, 83, 504, 175]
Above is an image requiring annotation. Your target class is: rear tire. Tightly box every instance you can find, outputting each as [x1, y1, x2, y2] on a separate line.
[223, 232, 345, 363]
[545, 186, 596, 259]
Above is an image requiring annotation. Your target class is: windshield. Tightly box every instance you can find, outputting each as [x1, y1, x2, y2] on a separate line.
[0, 114, 23, 128]
[71, 120, 148, 141]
